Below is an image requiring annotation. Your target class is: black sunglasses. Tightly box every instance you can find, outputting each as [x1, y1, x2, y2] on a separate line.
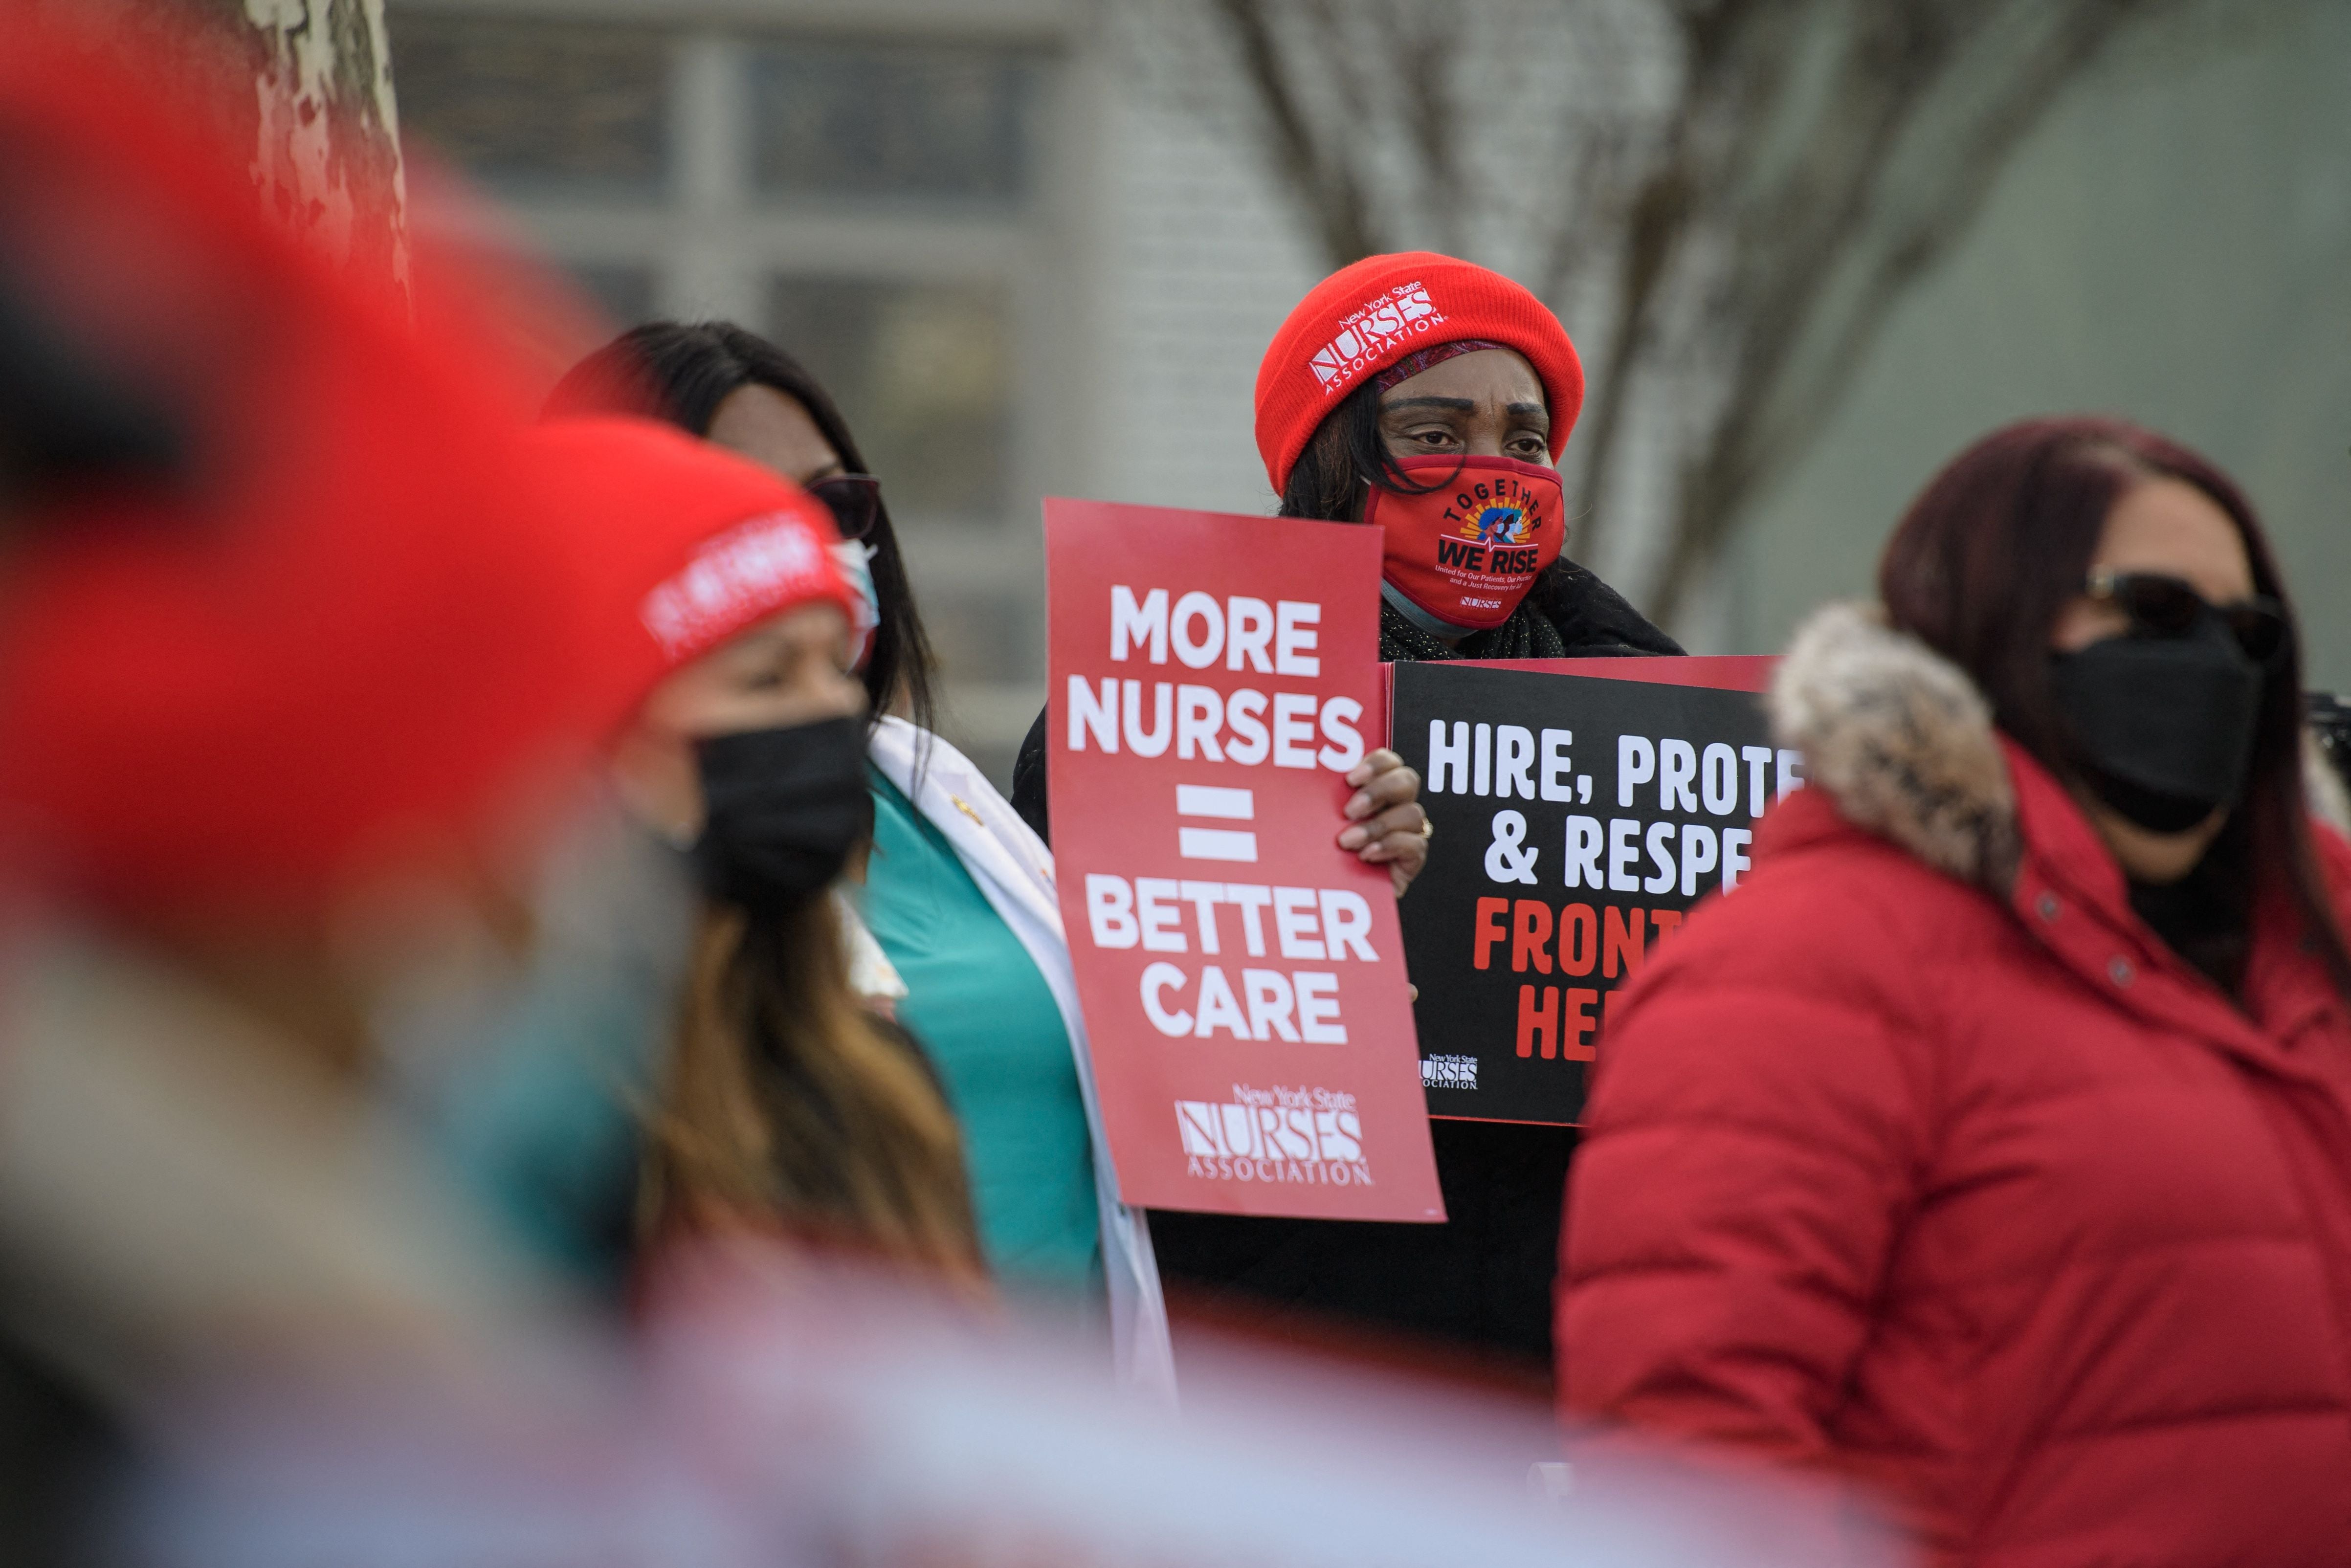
[807, 473, 882, 542]
[2084, 568, 2288, 664]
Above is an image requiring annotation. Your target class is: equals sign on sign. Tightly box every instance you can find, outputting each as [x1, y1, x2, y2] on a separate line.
[1176, 785, 1256, 862]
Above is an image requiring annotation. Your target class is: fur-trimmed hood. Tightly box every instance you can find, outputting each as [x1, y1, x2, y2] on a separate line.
[1767, 602, 2351, 893]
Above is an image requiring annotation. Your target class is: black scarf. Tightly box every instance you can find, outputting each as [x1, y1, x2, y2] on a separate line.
[2128, 813, 2256, 999]
[1377, 559, 1682, 663]
[1377, 598, 1567, 662]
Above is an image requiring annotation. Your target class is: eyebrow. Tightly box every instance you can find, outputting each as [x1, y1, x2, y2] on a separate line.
[1380, 396, 1551, 423]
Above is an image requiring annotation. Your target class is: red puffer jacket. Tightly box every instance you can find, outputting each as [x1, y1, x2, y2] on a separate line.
[1558, 604, 2351, 1566]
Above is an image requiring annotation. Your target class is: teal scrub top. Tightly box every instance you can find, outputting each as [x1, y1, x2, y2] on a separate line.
[858, 772, 1102, 1291]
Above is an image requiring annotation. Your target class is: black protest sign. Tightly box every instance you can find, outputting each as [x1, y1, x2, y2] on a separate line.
[1392, 660, 1793, 1126]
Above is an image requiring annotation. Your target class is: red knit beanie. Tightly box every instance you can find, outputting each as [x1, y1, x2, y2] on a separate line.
[1253, 252, 1586, 496]
[526, 418, 860, 735]
[0, 23, 599, 917]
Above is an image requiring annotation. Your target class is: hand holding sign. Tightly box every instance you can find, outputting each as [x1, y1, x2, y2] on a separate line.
[1336, 750, 1429, 895]
[1046, 499, 1443, 1221]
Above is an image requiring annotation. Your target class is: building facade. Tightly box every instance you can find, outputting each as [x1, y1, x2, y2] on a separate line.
[391, 0, 1322, 786]
[392, 0, 2351, 781]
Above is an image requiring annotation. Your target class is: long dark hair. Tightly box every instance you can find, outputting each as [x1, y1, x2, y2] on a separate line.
[1275, 371, 1597, 633]
[550, 325, 976, 1278]
[1878, 415, 2351, 998]
[546, 322, 937, 735]
[642, 897, 982, 1279]
[1277, 375, 1431, 521]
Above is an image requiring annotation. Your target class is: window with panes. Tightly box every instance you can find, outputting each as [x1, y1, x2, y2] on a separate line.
[392, 7, 1057, 783]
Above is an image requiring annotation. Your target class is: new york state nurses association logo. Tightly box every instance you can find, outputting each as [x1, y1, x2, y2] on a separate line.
[1176, 1084, 1374, 1186]
[1305, 283, 1447, 395]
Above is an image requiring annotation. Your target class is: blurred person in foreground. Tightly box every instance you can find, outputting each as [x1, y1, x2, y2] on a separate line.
[545, 326, 1165, 1388]
[0, 15, 635, 1550]
[0, 49, 970, 1546]
[523, 416, 980, 1279]
[1559, 416, 2351, 1565]
[1028, 253, 1676, 1375]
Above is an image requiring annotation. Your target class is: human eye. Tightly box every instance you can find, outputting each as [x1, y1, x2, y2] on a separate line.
[731, 646, 792, 692]
[1396, 420, 1463, 452]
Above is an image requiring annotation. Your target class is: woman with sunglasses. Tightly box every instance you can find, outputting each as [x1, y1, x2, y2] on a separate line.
[1017, 255, 1678, 1377]
[1558, 417, 2351, 1564]
[546, 324, 1174, 1397]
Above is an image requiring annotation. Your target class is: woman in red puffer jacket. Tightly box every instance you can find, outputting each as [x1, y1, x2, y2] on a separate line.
[1557, 417, 2351, 1566]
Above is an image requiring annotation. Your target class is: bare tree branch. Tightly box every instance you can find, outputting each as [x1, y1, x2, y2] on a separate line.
[1212, 0, 1383, 263]
[1567, 1, 1794, 554]
[1389, 0, 1464, 252]
[1185, 0, 2189, 630]
[1645, 0, 2174, 624]
[1617, 4, 1996, 589]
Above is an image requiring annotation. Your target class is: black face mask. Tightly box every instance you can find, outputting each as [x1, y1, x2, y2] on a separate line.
[690, 715, 871, 912]
[2048, 620, 2265, 834]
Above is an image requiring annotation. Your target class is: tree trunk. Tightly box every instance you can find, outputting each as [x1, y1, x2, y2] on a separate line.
[105, 0, 412, 297]
[240, 0, 410, 297]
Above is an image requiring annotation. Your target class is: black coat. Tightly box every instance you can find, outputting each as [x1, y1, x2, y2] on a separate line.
[1009, 561, 1682, 1373]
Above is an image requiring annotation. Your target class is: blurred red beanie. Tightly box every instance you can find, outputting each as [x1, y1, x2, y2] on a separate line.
[525, 418, 858, 734]
[0, 19, 610, 917]
[1253, 252, 1585, 495]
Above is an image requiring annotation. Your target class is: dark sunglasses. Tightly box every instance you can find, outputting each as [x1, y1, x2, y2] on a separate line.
[807, 473, 882, 542]
[2084, 568, 2288, 663]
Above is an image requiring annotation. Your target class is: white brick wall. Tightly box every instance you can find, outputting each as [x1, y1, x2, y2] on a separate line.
[1086, 19, 1321, 519]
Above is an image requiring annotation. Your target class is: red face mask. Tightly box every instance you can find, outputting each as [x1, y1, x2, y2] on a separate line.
[1363, 455, 1565, 631]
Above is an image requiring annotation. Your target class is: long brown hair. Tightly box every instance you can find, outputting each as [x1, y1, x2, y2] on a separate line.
[638, 894, 983, 1280]
[1877, 415, 2351, 998]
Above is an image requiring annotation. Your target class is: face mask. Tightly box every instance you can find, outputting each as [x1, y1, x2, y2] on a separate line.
[691, 714, 872, 911]
[1362, 455, 1565, 633]
[830, 539, 881, 671]
[2048, 619, 2265, 834]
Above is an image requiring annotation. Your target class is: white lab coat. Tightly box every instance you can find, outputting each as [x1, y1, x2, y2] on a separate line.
[867, 717, 1176, 1403]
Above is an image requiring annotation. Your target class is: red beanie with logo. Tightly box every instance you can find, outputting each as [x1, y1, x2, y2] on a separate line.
[526, 418, 860, 735]
[1253, 252, 1586, 496]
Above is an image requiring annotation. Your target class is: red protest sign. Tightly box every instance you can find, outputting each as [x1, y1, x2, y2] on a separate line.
[1044, 498, 1443, 1222]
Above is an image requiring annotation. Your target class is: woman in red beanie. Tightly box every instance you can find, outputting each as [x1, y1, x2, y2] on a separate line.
[1025, 253, 1681, 1372]
[1011, 253, 1673, 835]
[530, 417, 982, 1279]
[1243, 252, 1679, 663]
[548, 325, 1174, 1396]
[1560, 419, 2351, 1564]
